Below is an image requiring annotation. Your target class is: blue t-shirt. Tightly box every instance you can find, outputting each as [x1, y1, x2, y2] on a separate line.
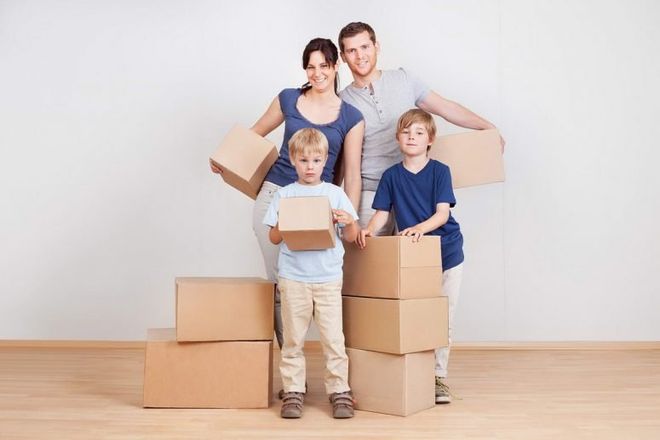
[263, 182, 359, 283]
[264, 88, 364, 187]
[373, 160, 464, 270]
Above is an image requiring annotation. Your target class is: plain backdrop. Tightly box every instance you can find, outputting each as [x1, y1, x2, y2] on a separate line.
[1, 0, 659, 341]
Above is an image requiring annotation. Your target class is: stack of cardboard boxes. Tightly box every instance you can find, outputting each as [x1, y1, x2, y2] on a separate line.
[342, 236, 448, 416]
[143, 277, 275, 408]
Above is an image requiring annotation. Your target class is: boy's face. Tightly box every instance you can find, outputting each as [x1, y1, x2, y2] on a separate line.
[340, 31, 379, 79]
[292, 151, 327, 185]
[397, 123, 433, 157]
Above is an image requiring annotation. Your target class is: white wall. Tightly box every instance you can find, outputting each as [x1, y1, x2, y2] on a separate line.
[1, 0, 658, 341]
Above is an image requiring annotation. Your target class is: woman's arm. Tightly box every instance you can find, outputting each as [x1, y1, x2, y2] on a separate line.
[251, 96, 285, 137]
[342, 120, 364, 211]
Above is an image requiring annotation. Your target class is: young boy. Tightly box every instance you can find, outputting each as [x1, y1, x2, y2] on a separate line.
[357, 109, 464, 404]
[263, 127, 359, 419]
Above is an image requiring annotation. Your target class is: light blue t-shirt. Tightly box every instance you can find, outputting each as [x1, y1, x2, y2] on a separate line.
[263, 182, 358, 283]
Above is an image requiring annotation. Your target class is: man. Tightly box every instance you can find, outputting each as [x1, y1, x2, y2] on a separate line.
[338, 21, 504, 232]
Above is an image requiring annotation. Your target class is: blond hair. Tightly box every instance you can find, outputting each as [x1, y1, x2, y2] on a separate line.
[396, 109, 437, 149]
[288, 128, 329, 161]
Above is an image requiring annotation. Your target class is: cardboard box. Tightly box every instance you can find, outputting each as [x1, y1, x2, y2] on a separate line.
[143, 328, 273, 408]
[347, 347, 435, 416]
[210, 124, 279, 199]
[343, 236, 442, 299]
[429, 128, 504, 188]
[176, 277, 274, 342]
[279, 196, 336, 251]
[343, 296, 448, 354]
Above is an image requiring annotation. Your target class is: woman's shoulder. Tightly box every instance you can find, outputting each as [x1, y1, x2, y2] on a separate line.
[278, 88, 303, 105]
[339, 99, 364, 124]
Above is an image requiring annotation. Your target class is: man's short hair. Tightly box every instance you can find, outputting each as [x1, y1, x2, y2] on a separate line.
[288, 128, 329, 161]
[338, 22, 377, 52]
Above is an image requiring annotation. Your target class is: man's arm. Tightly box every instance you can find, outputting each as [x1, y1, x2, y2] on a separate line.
[342, 121, 364, 211]
[418, 91, 505, 149]
[357, 210, 390, 249]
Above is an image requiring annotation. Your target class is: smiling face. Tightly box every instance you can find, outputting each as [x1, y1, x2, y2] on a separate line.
[398, 122, 433, 158]
[340, 30, 379, 81]
[305, 50, 338, 94]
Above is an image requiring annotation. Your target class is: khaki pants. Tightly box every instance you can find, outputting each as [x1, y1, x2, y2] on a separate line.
[435, 263, 464, 377]
[278, 277, 350, 395]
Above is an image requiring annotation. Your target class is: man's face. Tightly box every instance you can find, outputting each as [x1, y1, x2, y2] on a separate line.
[340, 31, 379, 79]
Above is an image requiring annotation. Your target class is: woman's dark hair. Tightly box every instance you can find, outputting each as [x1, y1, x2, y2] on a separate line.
[301, 38, 339, 95]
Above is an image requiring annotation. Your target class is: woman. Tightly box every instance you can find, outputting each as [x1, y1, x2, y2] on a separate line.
[210, 38, 364, 347]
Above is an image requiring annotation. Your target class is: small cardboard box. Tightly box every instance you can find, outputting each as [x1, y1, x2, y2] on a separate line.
[143, 329, 272, 408]
[343, 236, 442, 299]
[279, 196, 336, 251]
[429, 128, 504, 188]
[347, 347, 435, 416]
[210, 124, 279, 199]
[176, 277, 274, 342]
[343, 296, 448, 354]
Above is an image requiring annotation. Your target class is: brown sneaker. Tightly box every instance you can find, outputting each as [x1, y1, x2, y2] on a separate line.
[330, 391, 354, 419]
[280, 392, 304, 419]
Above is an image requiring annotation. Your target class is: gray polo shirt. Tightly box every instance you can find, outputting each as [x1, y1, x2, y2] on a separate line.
[339, 68, 430, 191]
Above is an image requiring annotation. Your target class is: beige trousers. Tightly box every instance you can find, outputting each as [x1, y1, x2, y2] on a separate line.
[278, 277, 350, 395]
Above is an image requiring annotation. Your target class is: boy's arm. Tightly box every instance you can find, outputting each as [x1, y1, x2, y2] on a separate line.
[268, 223, 283, 245]
[333, 209, 359, 243]
[418, 91, 505, 151]
[400, 203, 450, 242]
[357, 210, 390, 249]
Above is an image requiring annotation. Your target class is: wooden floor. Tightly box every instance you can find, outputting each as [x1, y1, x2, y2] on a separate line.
[1, 345, 660, 439]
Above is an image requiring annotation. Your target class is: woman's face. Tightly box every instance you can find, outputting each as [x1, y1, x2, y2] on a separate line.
[305, 50, 337, 93]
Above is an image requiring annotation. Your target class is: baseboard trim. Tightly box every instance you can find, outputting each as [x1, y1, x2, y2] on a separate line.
[1, 340, 659, 350]
[0, 340, 146, 349]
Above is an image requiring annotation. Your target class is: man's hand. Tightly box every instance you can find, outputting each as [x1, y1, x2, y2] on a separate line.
[357, 228, 372, 249]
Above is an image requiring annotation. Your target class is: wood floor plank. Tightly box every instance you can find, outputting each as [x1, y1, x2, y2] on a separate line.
[1, 346, 659, 439]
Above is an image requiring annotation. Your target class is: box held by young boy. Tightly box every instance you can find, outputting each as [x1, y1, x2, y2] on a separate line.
[278, 196, 336, 251]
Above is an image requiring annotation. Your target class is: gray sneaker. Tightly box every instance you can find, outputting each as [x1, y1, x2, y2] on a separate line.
[329, 391, 354, 419]
[435, 377, 452, 404]
[280, 392, 304, 418]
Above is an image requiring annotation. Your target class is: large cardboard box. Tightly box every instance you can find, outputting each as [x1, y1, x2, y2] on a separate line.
[279, 196, 336, 251]
[176, 277, 274, 342]
[343, 296, 448, 354]
[210, 124, 279, 199]
[143, 328, 272, 408]
[347, 347, 435, 416]
[429, 128, 504, 188]
[343, 236, 442, 299]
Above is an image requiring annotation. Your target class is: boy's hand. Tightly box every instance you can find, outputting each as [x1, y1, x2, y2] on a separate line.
[357, 228, 372, 249]
[400, 227, 424, 243]
[209, 159, 223, 174]
[332, 209, 354, 226]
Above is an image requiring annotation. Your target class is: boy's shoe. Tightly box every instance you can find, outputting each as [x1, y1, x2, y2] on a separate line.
[280, 392, 304, 419]
[435, 377, 452, 404]
[329, 391, 355, 419]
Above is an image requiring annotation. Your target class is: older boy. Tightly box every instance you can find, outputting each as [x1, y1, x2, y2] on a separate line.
[264, 128, 358, 419]
[338, 21, 503, 232]
[358, 109, 464, 404]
